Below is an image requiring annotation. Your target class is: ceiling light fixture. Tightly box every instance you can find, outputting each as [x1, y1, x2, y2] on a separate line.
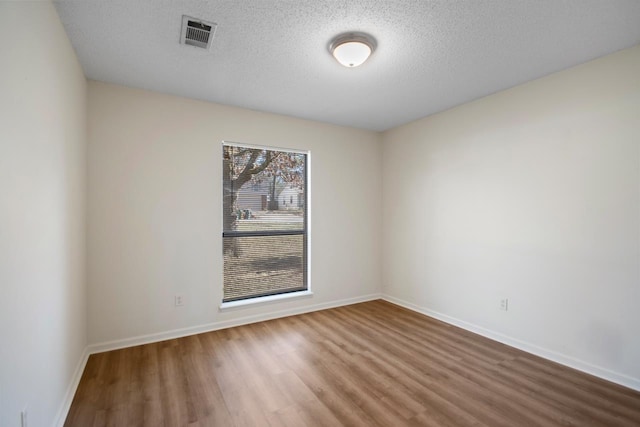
[329, 32, 377, 68]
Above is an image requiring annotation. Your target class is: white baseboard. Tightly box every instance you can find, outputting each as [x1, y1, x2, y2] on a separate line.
[382, 294, 640, 392]
[87, 293, 382, 354]
[53, 346, 90, 427]
[54, 293, 379, 425]
[57, 292, 637, 426]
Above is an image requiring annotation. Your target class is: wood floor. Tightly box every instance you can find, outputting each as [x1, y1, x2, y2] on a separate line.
[65, 300, 640, 426]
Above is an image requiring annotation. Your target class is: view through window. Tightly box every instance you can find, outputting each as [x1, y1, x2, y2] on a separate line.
[222, 143, 308, 302]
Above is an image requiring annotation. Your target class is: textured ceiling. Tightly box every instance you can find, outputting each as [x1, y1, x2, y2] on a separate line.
[54, 0, 640, 131]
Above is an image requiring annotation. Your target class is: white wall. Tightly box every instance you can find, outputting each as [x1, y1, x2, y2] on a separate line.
[1, 6, 633, 423]
[87, 82, 382, 345]
[0, 2, 87, 426]
[382, 45, 640, 389]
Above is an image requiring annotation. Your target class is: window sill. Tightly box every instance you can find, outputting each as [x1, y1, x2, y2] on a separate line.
[219, 290, 314, 310]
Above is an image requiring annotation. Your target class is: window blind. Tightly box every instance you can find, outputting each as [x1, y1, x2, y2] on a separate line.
[222, 144, 307, 302]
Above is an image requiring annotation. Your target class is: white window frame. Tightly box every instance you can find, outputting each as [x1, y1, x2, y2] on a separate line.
[219, 141, 311, 309]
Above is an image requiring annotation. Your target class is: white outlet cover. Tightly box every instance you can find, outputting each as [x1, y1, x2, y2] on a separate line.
[175, 295, 184, 306]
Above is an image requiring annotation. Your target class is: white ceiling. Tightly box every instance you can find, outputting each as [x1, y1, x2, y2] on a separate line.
[53, 0, 640, 131]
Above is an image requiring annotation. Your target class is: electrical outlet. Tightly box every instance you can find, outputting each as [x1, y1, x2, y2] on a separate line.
[500, 298, 509, 311]
[21, 407, 27, 427]
[174, 294, 184, 307]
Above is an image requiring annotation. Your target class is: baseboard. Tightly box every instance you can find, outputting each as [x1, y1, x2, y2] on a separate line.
[53, 346, 90, 427]
[88, 293, 382, 354]
[51, 293, 638, 425]
[381, 294, 640, 392]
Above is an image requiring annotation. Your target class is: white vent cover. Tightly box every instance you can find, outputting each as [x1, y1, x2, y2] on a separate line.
[180, 15, 217, 50]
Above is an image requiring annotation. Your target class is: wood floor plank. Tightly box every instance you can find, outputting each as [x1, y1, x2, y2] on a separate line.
[65, 300, 640, 426]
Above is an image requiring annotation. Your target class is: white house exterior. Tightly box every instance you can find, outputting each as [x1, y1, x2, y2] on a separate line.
[236, 180, 302, 212]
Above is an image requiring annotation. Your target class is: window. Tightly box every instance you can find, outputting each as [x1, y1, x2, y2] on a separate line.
[222, 142, 308, 303]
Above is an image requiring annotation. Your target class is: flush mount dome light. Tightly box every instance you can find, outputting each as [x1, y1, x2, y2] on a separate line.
[329, 32, 377, 67]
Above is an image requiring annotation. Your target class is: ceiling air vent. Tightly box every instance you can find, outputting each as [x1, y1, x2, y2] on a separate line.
[180, 15, 217, 50]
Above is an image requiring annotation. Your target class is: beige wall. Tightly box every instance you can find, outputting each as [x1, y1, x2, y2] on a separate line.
[2, 7, 638, 426]
[382, 45, 640, 389]
[87, 81, 382, 346]
[0, 2, 87, 426]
